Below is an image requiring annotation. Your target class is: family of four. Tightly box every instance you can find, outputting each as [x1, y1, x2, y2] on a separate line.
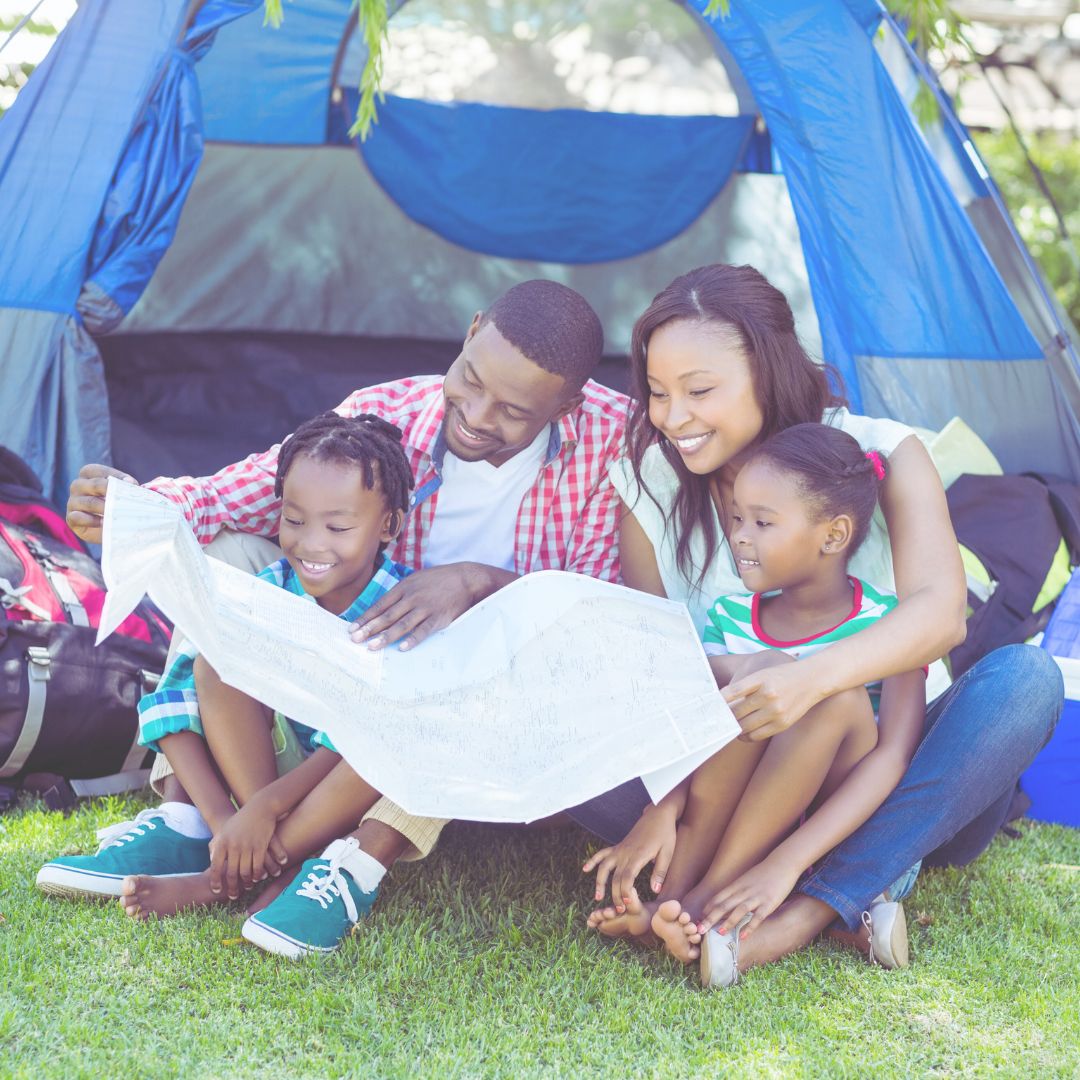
[36, 265, 1061, 989]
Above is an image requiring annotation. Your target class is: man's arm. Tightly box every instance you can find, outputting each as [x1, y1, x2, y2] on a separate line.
[64, 384, 415, 546]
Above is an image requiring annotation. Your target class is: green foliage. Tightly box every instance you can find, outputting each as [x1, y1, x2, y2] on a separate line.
[976, 129, 1080, 332]
[263, 0, 285, 28]
[348, 0, 390, 141]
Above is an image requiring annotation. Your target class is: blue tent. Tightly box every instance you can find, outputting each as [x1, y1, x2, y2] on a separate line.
[1, 0, 1078, 503]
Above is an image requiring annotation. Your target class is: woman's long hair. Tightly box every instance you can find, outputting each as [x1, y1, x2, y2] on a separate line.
[625, 264, 845, 586]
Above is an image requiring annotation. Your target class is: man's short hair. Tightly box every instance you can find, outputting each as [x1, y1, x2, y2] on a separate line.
[479, 280, 604, 389]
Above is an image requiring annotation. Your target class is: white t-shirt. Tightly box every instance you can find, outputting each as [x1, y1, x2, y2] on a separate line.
[609, 408, 950, 698]
[424, 424, 550, 571]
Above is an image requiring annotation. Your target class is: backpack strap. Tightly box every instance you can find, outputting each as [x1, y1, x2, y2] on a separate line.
[0, 647, 50, 778]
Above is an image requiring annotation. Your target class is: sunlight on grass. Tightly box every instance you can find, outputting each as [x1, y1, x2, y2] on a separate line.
[1, 796, 1077, 1078]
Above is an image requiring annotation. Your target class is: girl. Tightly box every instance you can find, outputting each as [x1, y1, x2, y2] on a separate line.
[571, 263, 1060, 983]
[588, 423, 925, 987]
[38, 411, 415, 917]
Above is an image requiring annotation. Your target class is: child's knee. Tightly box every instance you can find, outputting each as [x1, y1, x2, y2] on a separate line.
[809, 686, 874, 733]
[192, 653, 220, 691]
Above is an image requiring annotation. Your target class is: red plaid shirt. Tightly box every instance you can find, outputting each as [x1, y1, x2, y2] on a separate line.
[147, 376, 629, 582]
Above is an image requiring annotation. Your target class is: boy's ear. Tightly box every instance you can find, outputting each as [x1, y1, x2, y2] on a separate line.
[382, 508, 404, 543]
[821, 513, 853, 556]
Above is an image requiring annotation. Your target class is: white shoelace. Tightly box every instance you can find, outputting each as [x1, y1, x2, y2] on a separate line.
[95, 809, 166, 851]
[295, 848, 359, 925]
[862, 910, 876, 966]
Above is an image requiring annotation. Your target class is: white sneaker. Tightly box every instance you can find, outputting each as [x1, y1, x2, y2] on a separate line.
[862, 894, 909, 970]
[699, 913, 754, 989]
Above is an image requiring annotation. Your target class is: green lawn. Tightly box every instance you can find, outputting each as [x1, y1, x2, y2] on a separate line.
[1, 796, 1078, 1079]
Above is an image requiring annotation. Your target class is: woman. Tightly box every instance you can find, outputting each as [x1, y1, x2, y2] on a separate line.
[571, 264, 1062, 976]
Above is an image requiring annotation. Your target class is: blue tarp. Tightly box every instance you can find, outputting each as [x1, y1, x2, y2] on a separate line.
[359, 96, 753, 263]
[0, 0, 190, 313]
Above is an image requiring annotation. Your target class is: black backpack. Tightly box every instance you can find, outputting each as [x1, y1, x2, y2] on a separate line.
[947, 471, 1080, 677]
[0, 449, 171, 808]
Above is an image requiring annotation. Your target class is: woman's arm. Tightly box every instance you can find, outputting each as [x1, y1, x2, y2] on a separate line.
[727, 435, 967, 740]
[698, 668, 926, 935]
[618, 500, 668, 597]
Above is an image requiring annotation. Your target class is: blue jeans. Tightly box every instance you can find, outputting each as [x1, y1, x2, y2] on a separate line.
[566, 644, 1063, 931]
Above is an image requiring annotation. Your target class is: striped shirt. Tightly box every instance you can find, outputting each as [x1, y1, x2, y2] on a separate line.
[146, 376, 629, 583]
[703, 577, 898, 710]
[137, 554, 411, 754]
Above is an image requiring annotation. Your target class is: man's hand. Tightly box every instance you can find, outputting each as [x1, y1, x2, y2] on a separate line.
[582, 803, 678, 908]
[350, 563, 515, 651]
[66, 464, 137, 544]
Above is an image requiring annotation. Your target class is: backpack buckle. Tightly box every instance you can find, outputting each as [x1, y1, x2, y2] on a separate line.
[26, 647, 52, 681]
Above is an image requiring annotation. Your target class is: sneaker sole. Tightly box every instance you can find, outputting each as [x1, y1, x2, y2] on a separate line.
[241, 915, 338, 960]
[36, 864, 127, 899]
[36, 864, 208, 900]
[871, 902, 910, 970]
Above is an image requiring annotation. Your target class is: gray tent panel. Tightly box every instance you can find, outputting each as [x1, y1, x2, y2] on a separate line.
[857, 353, 1080, 478]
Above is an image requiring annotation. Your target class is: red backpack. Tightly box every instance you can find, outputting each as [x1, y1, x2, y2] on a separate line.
[0, 448, 171, 807]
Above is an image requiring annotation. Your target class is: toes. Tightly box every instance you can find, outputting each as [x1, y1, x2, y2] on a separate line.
[676, 911, 692, 926]
[119, 875, 138, 897]
[654, 899, 682, 923]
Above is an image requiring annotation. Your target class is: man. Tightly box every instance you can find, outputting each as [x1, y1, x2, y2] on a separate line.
[38, 280, 628, 953]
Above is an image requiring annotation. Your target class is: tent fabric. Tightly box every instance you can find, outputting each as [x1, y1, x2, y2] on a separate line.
[120, 145, 822, 356]
[0, 309, 111, 496]
[701, 0, 1042, 414]
[358, 95, 753, 263]
[1, 0, 1078, 503]
[0, 0, 190, 313]
[79, 1, 259, 331]
[857, 354, 1080, 479]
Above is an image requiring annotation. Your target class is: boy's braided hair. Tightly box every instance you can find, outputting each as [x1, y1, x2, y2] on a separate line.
[275, 411, 414, 516]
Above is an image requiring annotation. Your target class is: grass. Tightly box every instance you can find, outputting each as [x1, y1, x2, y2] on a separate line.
[1, 796, 1078, 1079]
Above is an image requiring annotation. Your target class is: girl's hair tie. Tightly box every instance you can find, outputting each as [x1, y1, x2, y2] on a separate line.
[865, 450, 886, 480]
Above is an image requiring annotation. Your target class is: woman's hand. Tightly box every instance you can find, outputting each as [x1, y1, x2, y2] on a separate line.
[696, 853, 803, 939]
[582, 804, 678, 908]
[724, 655, 830, 742]
[208, 795, 289, 900]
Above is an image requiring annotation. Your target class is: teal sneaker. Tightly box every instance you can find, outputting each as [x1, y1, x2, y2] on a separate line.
[242, 838, 378, 959]
[35, 808, 211, 900]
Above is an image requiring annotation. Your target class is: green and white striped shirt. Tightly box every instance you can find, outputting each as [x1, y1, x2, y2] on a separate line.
[703, 577, 898, 710]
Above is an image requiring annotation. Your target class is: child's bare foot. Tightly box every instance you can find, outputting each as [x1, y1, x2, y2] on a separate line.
[119, 871, 223, 920]
[586, 889, 659, 945]
[245, 869, 294, 915]
[650, 899, 702, 963]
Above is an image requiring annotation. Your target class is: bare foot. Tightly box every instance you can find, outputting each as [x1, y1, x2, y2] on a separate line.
[586, 889, 660, 945]
[825, 923, 871, 958]
[246, 868, 294, 915]
[119, 871, 223, 920]
[650, 899, 702, 963]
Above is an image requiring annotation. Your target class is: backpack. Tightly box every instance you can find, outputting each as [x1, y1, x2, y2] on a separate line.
[947, 472, 1080, 677]
[0, 448, 171, 806]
